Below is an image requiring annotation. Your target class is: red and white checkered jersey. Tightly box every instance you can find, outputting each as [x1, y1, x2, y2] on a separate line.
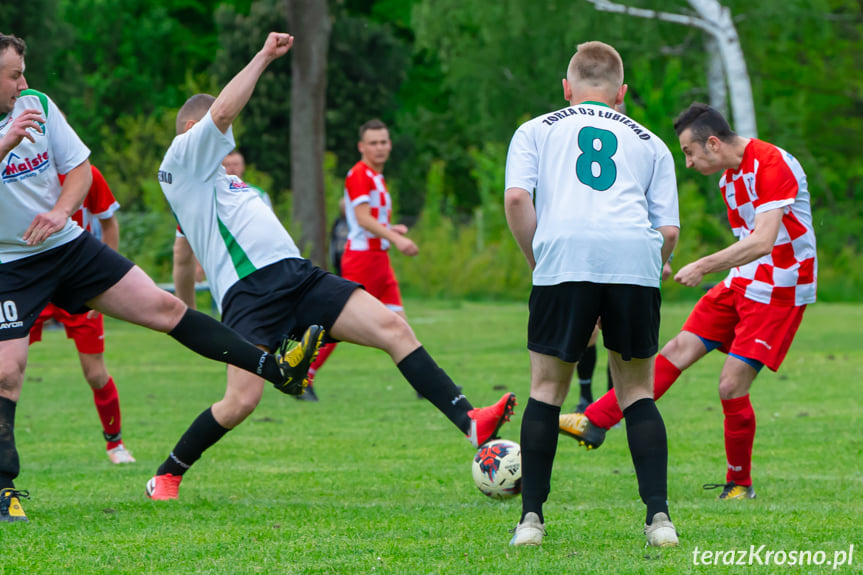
[59, 165, 119, 233]
[719, 139, 817, 306]
[344, 160, 392, 252]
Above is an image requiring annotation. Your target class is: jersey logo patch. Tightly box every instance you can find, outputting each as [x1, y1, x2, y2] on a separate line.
[2, 151, 50, 182]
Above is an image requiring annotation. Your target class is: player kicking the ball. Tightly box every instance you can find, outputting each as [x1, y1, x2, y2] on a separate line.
[147, 32, 515, 501]
[560, 102, 817, 502]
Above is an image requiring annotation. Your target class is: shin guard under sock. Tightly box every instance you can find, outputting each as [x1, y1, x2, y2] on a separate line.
[168, 308, 283, 384]
[157, 408, 229, 477]
[0, 397, 18, 489]
[623, 398, 669, 524]
[721, 395, 756, 486]
[397, 347, 473, 432]
[519, 398, 561, 523]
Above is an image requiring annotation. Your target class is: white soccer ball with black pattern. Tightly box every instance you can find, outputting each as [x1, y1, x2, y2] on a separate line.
[472, 439, 522, 500]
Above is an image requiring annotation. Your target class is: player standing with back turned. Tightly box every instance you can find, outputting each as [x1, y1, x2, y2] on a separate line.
[505, 41, 680, 547]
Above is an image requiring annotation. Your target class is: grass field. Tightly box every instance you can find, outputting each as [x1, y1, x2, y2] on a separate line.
[6, 300, 862, 574]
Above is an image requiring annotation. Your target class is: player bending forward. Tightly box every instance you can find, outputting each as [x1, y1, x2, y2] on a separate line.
[148, 32, 515, 500]
[560, 102, 817, 502]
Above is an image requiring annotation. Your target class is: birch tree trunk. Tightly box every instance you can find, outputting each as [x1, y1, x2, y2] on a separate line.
[584, 0, 757, 137]
[286, 0, 331, 266]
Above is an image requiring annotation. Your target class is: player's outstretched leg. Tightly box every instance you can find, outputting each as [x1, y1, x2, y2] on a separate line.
[466, 393, 517, 448]
[559, 354, 682, 449]
[272, 325, 326, 396]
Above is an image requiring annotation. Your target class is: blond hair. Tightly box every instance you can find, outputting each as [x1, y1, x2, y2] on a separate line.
[566, 41, 624, 98]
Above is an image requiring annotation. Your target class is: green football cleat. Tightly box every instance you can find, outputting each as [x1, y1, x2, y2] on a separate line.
[558, 412, 606, 449]
[273, 325, 325, 396]
[703, 481, 757, 500]
[0, 488, 30, 523]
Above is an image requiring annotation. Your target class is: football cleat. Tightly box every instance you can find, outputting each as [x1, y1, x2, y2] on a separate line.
[146, 474, 183, 500]
[644, 512, 679, 547]
[703, 481, 757, 500]
[466, 392, 517, 448]
[558, 412, 606, 449]
[0, 488, 29, 523]
[293, 384, 319, 402]
[107, 444, 136, 464]
[509, 512, 546, 546]
[273, 325, 325, 396]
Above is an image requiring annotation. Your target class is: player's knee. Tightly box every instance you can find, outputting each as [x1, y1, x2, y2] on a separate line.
[717, 376, 748, 400]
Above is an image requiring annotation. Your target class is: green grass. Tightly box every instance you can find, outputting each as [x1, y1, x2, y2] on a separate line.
[6, 300, 862, 574]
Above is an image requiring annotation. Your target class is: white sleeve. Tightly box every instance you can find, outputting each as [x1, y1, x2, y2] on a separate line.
[505, 124, 538, 196]
[169, 111, 236, 183]
[645, 145, 680, 229]
[45, 95, 90, 174]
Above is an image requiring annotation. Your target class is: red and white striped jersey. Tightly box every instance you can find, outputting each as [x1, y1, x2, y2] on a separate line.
[344, 160, 392, 252]
[719, 139, 817, 306]
[59, 165, 119, 233]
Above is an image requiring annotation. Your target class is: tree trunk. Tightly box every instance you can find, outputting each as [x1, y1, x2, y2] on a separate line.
[705, 36, 728, 119]
[584, 0, 757, 137]
[686, 0, 757, 137]
[285, 0, 331, 266]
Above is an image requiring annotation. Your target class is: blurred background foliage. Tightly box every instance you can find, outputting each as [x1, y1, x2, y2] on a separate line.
[2, 0, 860, 300]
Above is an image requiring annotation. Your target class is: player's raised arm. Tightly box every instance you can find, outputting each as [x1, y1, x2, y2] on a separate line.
[209, 32, 293, 134]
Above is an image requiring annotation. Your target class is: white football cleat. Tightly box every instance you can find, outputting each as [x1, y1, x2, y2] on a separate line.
[107, 444, 136, 464]
[509, 512, 546, 546]
[644, 512, 679, 547]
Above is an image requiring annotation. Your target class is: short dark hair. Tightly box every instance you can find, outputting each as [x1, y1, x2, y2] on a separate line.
[0, 34, 27, 58]
[359, 119, 388, 141]
[673, 102, 736, 144]
[176, 93, 216, 134]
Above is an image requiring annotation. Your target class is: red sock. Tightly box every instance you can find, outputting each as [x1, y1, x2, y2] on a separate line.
[93, 377, 122, 449]
[721, 394, 755, 486]
[584, 353, 682, 429]
[307, 342, 337, 384]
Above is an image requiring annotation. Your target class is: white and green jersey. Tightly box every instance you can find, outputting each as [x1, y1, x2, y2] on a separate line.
[505, 102, 679, 288]
[0, 89, 90, 263]
[158, 111, 301, 311]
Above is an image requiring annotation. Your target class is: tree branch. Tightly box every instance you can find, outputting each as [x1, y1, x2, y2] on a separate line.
[582, 0, 720, 35]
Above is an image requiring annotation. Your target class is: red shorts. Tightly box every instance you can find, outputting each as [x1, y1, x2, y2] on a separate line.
[29, 303, 105, 354]
[682, 283, 806, 372]
[340, 250, 403, 312]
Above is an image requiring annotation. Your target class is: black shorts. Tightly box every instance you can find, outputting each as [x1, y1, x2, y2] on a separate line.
[0, 232, 134, 341]
[528, 282, 660, 362]
[220, 258, 361, 350]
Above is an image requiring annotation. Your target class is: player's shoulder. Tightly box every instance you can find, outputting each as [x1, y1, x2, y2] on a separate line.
[17, 89, 52, 116]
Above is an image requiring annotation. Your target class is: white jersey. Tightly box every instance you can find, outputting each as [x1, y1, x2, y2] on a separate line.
[506, 102, 679, 288]
[158, 112, 301, 311]
[0, 89, 90, 263]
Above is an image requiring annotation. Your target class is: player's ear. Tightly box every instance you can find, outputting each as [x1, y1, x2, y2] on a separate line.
[615, 84, 627, 108]
[562, 78, 572, 102]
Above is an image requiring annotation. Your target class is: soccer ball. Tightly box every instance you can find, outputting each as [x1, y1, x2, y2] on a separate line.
[472, 439, 522, 500]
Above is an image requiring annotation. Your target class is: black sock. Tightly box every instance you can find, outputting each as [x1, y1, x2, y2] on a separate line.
[520, 397, 560, 524]
[157, 408, 230, 477]
[397, 347, 473, 433]
[0, 397, 18, 489]
[623, 398, 669, 524]
[578, 382, 593, 404]
[576, 344, 597, 381]
[168, 308, 282, 383]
